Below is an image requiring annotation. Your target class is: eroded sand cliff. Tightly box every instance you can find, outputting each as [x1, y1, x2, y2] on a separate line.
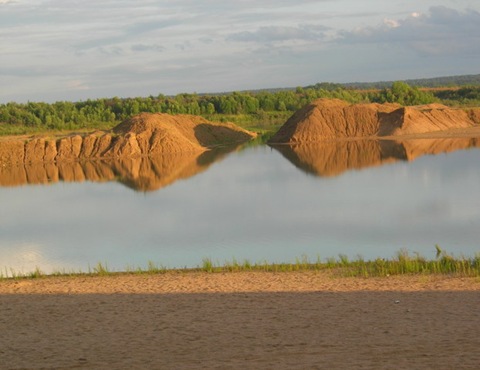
[0, 113, 256, 166]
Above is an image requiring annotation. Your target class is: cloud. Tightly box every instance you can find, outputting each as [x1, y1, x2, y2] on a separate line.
[131, 44, 165, 52]
[67, 80, 89, 91]
[383, 18, 400, 28]
[228, 24, 329, 44]
[339, 6, 480, 56]
[126, 18, 184, 36]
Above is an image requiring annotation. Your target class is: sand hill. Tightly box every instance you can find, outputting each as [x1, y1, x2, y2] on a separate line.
[0, 113, 256, 166]
[269, 99, 479, 143]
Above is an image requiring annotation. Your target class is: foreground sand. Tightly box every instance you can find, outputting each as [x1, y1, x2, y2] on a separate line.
[1, 272, 479, 369]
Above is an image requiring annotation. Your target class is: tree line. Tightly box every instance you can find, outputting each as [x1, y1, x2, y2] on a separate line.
[341, 74, 480, 90]
[1, 82, 478, 133]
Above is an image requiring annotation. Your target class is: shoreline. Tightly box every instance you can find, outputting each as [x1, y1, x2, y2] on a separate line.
[1, 270, 480, 294]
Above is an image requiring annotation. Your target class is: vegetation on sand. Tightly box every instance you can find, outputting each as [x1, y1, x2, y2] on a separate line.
[1, 247, 479, 280]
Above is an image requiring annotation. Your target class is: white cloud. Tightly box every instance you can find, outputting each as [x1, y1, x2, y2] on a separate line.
[383, 19, 400, 28]
[67, 80, 89, 91]
[340, 6, 480, 56]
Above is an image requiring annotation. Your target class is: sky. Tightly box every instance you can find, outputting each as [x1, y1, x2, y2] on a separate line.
[1, 0, 479, 103]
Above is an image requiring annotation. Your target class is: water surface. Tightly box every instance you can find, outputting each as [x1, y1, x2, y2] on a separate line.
[1, 138, 479, 274]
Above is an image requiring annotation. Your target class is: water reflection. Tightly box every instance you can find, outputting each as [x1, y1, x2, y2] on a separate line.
[3, 137, 480, 190]
[270, 137, 480, 177]
[0, 147, 235, 192]
[1, 143, 480, 275]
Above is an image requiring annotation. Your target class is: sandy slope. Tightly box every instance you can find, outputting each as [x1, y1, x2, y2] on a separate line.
[1, 272, 479, 369]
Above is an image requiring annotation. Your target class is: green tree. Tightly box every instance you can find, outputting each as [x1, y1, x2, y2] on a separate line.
[373, 81, 436, 105]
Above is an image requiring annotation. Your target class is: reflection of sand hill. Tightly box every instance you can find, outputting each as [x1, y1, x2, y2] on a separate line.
[269, 99, 479, 143]
[114, 148, 233, 192]
[0, 113, 256, 166]
[400, 137, 480, 161]
[272, 141, 404, 177]
[0, 148, 233, 191]
[271, 138, 480, 177]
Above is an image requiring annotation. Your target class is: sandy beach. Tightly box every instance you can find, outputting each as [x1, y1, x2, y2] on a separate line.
[0, 272, 479, 369]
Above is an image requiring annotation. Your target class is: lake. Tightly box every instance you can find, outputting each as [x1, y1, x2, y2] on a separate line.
[1, 137, 480, 275]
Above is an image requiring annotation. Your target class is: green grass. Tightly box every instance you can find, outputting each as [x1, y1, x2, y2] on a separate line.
[1, 247, 479, 280]
[198, 247, 480, 277]
[91, 262, 110, 276]
[0, 121, 117, 137]
[203, 111, 291, 130]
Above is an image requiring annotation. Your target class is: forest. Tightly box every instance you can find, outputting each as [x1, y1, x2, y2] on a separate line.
[1, 81, 479, 135]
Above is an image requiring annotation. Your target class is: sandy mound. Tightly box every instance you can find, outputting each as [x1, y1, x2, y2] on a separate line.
[0, 113, 256, 165]
[269, 99, 478, 143]
[114, 113, 254, 150]
[269, 99, 399, 143]
[379, 104, 476, 136]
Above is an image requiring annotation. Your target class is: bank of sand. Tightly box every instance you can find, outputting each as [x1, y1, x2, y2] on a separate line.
[1, 272, 479, 369]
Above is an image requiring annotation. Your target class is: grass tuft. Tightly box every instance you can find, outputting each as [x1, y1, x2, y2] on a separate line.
[92, 262, 110, 276]
[28, 267, 44, 279]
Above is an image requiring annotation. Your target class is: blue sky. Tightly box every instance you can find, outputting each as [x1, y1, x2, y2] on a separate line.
[1, 0, 479, 103]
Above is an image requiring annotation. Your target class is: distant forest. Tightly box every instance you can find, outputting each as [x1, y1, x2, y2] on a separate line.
[1, 75, 480, 135]
[339, 73, 480, 89]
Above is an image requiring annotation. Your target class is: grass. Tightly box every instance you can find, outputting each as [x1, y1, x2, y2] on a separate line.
[0, 112, 288, 137]
[0, 122, 117, 137]
[200, 247, 480, 277]
[203, 111, 291, 131]
[1, 247, 479, 280]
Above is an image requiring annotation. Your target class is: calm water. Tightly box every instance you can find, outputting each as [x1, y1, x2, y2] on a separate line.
[1, 138, 480, 274]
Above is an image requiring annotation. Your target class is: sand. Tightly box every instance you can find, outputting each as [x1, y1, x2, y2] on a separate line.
[269, 99, 480, 143]
[1, 272, 479, 369]
[0, 113, 256, 166]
